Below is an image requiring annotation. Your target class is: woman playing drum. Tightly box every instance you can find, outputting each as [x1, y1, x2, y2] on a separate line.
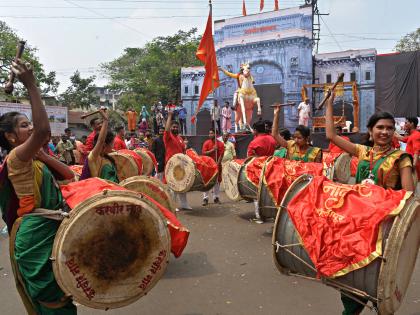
[0, 59, 76, 314]
[81, 109, 119, 183]
[272, 107, 322, 162]
[325, 92, 414, 315]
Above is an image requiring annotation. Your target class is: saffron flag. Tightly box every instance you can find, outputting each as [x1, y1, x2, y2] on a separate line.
[260, 0, 264, 11]
[242, 0, 247, 16]
[191, 6, 220, 124]
[274, 0, 279, 11]
[286, 176, 410, 277]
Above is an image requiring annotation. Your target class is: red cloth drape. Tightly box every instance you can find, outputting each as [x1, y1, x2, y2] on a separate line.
[286, 176, 410, 277]
[186, 149, 218, 185]
[263, 157, 323, 207]
[245, 156, 269, 187]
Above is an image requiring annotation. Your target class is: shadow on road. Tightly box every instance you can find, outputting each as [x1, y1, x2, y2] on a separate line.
[183, 207, 230, 218]
[164, 252, 216, 279]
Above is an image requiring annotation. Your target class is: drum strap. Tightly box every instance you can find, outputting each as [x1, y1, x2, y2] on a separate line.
[22, 208, 69, 221]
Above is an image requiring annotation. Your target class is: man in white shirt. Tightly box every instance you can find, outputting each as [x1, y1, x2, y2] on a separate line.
[297, 98, 311, 126]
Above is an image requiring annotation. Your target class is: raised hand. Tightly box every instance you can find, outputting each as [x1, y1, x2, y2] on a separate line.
[11, 58, 36, 87]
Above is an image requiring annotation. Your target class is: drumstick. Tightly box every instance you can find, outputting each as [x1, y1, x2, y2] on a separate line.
[270, 102, 296, 107]
[317, 73, 345, 110]
[4, 41, 26, 94]
[80, 107, 107, 119]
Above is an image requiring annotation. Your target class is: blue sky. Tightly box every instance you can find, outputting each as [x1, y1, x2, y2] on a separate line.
[1, 0, 419, 92]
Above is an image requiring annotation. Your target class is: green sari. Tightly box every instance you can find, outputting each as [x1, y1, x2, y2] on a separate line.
[11, 161, 76, 314]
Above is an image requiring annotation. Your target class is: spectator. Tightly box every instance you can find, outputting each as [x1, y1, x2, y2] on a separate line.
[138, 118, 148, 134]
[137, 131, 149, 149]
[151, 127, 166, 181]
[113, 126, 127, 151]
[56, 134, 75, 165]
[177, 101, 187, 134]
[210, 99, 221, 133]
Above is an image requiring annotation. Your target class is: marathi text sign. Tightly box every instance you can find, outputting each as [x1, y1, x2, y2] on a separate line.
[0, 102, 68, 136]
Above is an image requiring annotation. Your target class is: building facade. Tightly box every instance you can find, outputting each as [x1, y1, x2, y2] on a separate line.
[214, 6, 313, 130]
[181, 66, 214, 135]
[314, 49, 376, 132]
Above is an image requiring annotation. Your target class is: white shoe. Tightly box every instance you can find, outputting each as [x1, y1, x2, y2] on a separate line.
[181, 205, 193, 210]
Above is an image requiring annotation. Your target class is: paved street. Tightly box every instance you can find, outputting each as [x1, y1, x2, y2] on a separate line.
[1, 191, 419, 315]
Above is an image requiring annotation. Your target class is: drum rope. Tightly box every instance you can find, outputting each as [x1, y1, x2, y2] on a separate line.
[337, 289, 377, 312]
[22, 208, 70, 221]
[273, 241, 317, 273]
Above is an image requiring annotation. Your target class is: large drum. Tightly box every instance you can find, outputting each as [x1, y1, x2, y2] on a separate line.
[134, 148, 156, 176]
[222, 159, 245, 201]
[120, 175, 176, 213]
[109, 150, 142, 181]
[272, 175, 420, 315]
[258, 157, 324, 221]
[237, 156, 269, 201]
[54, 178, 171, 309]
[165, 152, 218, 193]
[322, 152, 352, 184]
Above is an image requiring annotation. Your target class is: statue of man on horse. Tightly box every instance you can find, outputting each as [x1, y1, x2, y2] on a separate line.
[219, 63, 261, 132]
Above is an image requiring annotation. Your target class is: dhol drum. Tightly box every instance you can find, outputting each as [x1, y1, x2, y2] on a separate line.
[237, 156, 269, 201]
[258, 157, 323, 221]
[120, 175, 176, 213]
[272, 174, 420, 315]
[165, 153, 218, 193]
[222, 159, 245, 201]
[322, 152, 352, 184]
[109, 151, 142, 181]
[54, 178, 170, 309]
[134, 148, 156, 176]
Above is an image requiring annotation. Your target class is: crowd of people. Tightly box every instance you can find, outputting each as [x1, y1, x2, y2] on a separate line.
[1, 59, 420, 315]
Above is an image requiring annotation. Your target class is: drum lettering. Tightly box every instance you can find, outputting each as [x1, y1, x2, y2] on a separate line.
[75, 274, 96, 300]
[315, 208, 345, 223]
[126, 204, 142, 214]
[95, 204, 124, 215]
[139, 274, 153, 290]
[65, 257, 80, 276]
[394, 286, 402, 303]
[149, 250, 167, 274]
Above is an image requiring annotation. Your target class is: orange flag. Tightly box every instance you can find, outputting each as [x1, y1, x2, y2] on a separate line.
[191, 5, 220, 124]
[242, 0, 247, 16]
[260, 0, 264, 11]
[274, 0, 279, 11]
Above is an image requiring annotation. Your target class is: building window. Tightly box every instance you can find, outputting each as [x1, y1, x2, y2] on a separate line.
[350, 72, 356, 82]
[365, 71, 371, 81]
[326, 74, 331, 83]
[184, 86, 188, 94]
[194, 85, 199, 95]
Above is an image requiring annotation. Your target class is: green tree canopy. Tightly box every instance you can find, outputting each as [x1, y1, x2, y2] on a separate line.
[102, 28, 201, 111]
[58, 71, 99, 110]
[395, 27, 420, 52]
[0, 20, 59, 98]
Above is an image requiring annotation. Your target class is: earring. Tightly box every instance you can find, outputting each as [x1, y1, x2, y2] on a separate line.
[11, 139, 15, 143]
[369, 134, 373, 141]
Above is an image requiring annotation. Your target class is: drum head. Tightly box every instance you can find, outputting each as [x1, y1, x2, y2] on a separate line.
[134, 149, 154, 176]
[332, 153, 351, 184]
[222, 160, 242, 201]
[165, 153, 195, 193]
[377, 195, 420, 314]
[120, 176, 176, 213]
[109, 152, 139, 181]
[272, 174, 315, 276]
[52, 190, 170, 309]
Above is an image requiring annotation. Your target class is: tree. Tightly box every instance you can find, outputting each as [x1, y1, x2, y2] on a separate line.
[395, 27, 420, 52]
[58, 71, 99, 110]
[102, 28, 201, 111]
[0, 20, 59, 98]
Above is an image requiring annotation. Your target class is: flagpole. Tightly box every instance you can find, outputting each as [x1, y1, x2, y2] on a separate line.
[209, 0, 219, 165]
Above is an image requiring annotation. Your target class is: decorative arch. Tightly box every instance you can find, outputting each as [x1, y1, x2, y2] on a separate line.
[248, 60, 284, 85]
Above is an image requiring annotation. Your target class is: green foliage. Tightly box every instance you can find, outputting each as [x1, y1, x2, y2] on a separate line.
[58, 71, 99, 110]
[0, 20, 59, 98]
[395, 27, 420, 52]
[102, 28, 201, 111]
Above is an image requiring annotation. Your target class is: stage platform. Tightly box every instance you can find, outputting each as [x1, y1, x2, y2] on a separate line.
[186, 132, 365, 159]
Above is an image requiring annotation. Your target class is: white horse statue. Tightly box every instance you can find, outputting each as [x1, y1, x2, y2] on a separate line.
[220, 63, 261, 131]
